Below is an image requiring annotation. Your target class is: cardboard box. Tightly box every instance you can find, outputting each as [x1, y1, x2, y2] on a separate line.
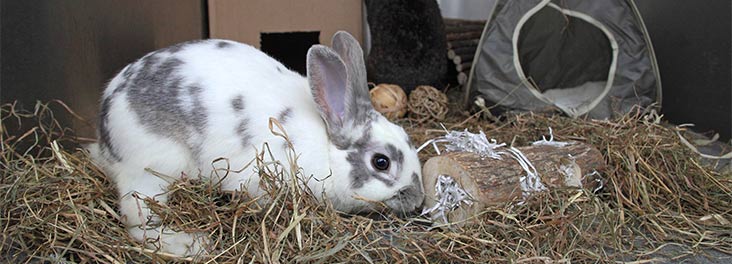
[208, 0, 363, 48]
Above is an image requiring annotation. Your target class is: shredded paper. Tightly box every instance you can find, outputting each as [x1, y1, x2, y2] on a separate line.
[418, 128, 506, 159]
[531, 127, 571, 147]
[420, 174, 474, 223]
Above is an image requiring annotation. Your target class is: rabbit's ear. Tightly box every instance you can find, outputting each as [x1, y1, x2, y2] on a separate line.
[307, 45, 349, 130]
[331, 31, 367, 95]
[330, 31, 373, 124]
[308, 36, 374, 137]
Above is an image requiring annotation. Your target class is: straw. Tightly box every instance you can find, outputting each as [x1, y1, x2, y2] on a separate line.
[2, 101, 730, 263]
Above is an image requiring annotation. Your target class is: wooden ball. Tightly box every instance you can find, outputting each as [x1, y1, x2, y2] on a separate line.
[369, 84, 408, 120]
[407, 85, 448, 123]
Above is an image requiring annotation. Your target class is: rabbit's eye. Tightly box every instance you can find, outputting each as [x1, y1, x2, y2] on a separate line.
[371, 153, 390, 171]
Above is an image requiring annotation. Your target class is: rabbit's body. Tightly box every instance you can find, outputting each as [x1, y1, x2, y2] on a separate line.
[99, 40, 332, 196]
[92, 32, 424, 256]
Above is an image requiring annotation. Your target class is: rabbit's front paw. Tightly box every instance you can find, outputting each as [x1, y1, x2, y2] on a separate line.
[130, 227, 211, 257]
[163, 231, 211, 257]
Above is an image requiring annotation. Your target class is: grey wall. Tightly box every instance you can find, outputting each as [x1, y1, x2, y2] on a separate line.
[635, 0, 731, 141]
[1, 0, 206, 138]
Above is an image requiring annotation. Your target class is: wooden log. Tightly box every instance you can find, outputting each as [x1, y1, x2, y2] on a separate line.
[449, 48, 475, 68]
[456, 62, 473, 72]
[422, 141, 606, 224]
[444, 20, 485, 34]
[447, 46, 477, 59]
[443, 18, 487, 27]
[453, 53, 474, 65]
[457, 72, 468, 85]
[445, 24, 485, 34]
[447, 39, 480, 50]
[446, 31, 483, 41]
[447, 49, 455, 59]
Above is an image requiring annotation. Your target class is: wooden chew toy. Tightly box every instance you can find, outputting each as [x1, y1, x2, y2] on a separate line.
[422, 141, 606, 224]
[369, 84, 408, 120]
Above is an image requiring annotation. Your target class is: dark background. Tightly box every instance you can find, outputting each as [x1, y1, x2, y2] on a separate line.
[636, 0, 731, 141]
[1, 0, 207, 137]
[1, 0, 730, 141]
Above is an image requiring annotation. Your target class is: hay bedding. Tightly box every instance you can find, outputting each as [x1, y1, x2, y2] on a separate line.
[1, 101, 731, 263]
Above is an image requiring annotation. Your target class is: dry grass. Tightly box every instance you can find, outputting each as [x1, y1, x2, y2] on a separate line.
[1, 101, 731, 263]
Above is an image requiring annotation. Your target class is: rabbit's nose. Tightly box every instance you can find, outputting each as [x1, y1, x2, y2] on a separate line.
[385, 184, 425, 215]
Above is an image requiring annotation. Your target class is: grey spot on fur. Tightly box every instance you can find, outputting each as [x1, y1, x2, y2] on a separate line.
[122, 65, 135, 80]
[98, 97, 122, 162]
[125, 52, 209, 154]
[405, 135, 415, 149]
[165, 43, 185, 53]
[104, 40, 224, 161]
[347, 151, 396, 189]
[355, 131, 371, 150]
[188, 85, 207, 135]
[231, 95, 244, 112]
[333, 122, 373, 151]
[346, 130, 397, 188]
[217, 41, 232, 48]
[281, 139, 295, 151]
[235, 120, 247, 134]
[111, 74, 129, 96]
[350, 100, 377, 125]
[346, 131, 371, 188]
[164, 39, 206, 53]
[277, 107, 292, 123]
[385, 144, 404, 166]
[277, 67, 283, 73]
[98, 62, 149, 162]
[331, 133, 351, 151]
[411, 172, 422, 192]
[346, 152, 368, 189]
[236, 119, 252, 148]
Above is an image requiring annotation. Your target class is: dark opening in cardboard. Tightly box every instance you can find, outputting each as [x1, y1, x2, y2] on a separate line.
[260, 31, 320, 75]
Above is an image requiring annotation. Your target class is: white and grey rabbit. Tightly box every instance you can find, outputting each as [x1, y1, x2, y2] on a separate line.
[88, 31, 425, 256]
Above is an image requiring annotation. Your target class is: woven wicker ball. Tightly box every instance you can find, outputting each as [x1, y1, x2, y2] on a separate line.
[369, 84, 408, 120]
[408, 85, 448, 123]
